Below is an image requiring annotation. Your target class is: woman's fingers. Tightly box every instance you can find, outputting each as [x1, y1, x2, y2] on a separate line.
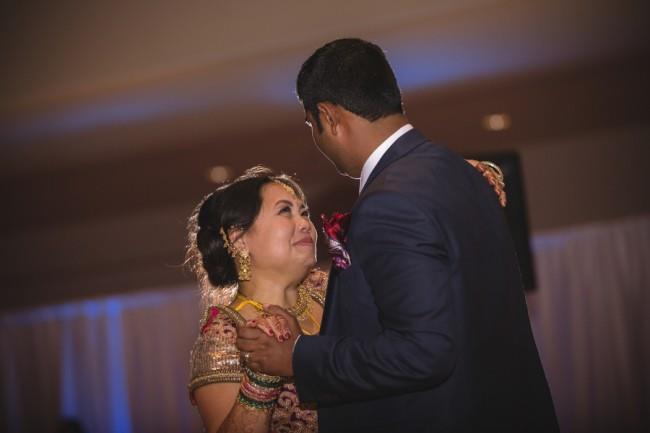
[273, 315, 292, 341]
[251, 315, 290, 342]
[479, 163, 507, 208]
[265, 315, 291, 342]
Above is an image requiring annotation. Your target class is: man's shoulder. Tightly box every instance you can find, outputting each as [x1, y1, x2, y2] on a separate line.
[364, 143, 467, 196]
[358, 137, 490, 222]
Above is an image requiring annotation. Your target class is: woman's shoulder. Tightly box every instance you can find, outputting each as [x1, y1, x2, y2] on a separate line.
[198, 305, 245, 336]
[189, 305, 245, 396]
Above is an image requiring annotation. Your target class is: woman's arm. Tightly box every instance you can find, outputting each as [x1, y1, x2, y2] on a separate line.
[192, 315, 287, 433]
[195, 381, 275, 433]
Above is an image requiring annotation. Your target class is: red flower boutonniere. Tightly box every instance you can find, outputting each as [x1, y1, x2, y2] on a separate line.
[321, 212, 352, 269]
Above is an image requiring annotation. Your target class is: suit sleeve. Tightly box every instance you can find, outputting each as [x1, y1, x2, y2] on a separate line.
[293, 191, 456, 404]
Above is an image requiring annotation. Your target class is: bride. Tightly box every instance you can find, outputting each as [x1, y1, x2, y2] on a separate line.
[186, 164, 505, 433]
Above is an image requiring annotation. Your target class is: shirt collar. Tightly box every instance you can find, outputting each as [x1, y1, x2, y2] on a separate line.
[359, 123, 413, 193]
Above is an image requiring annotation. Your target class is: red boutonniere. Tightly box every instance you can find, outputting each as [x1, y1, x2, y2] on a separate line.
[321, 212, 352, 269]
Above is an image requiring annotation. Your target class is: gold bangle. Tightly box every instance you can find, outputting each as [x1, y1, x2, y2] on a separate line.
[480, 161, 504, 183]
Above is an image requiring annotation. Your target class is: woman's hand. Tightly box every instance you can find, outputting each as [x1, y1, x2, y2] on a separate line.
[466, 159, 507, 207]
[237, 306, 301, 377]
[246, 314, 292, 342]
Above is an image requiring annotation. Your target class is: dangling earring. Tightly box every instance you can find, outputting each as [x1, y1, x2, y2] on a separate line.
[235, 249, 252, 281]
[220, 227, 252, 281]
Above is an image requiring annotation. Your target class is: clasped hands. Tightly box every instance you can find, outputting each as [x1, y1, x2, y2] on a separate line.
[236, 305, 301, 377]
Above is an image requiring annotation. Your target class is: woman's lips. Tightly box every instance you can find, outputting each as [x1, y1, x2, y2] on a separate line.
[294, 237, 314, 246]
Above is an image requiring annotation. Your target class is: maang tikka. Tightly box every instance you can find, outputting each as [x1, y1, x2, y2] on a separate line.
[220, 227, 252, 281]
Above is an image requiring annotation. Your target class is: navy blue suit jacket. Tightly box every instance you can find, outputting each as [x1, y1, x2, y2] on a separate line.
[294, 129, 559, 432]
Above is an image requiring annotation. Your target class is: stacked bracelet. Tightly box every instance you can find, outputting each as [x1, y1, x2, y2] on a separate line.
[480, 160, 505, 188]
[237, 366, 283, 410]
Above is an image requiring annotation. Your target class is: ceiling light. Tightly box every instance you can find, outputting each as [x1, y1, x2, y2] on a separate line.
[207, 165, 232, 183]
[482, 113, 511, 131]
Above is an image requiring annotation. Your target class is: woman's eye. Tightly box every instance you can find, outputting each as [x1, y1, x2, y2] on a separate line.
[301, 210, 310, 218]
[279, 207, 291, 214]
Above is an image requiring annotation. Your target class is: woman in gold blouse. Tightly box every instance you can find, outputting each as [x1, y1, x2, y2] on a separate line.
[187, 166, 325, 433]
[186, 164, 505, 433]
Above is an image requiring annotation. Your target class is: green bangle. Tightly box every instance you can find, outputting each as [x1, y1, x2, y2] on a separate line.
[237, 391, 276, 410]
[244, 366, 283, 388]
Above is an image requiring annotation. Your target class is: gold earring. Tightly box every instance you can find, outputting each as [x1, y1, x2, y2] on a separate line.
[235, 249, 252, 281]
[219, 227, 233, 253]
[219, 227, 251, 281]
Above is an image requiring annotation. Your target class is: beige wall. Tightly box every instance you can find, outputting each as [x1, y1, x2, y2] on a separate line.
[522, 126, 650, 232]
[3, 123, 648, 310]
[2, 54, 649, 311]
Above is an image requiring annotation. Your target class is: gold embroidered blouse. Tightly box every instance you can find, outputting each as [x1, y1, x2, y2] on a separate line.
[188, 269, 327, 433]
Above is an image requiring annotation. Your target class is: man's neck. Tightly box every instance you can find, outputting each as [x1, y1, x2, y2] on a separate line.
[349, 114, 409, 177]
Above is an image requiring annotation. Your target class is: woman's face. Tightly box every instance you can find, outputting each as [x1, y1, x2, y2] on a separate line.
[241, 182, 317, 279]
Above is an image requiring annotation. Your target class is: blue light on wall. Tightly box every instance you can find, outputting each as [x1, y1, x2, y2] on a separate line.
[0, 292, 192, 433]
[2, 37, 551, 147]
[105, 300, 133, 433]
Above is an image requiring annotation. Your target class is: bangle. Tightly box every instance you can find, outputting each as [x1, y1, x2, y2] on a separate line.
[243, 366, 283, 388]
[237, 391, 278, 410]
[292, 334, 302, 355]
[480, 161, 505, 186]
[237, 367, 282, 411]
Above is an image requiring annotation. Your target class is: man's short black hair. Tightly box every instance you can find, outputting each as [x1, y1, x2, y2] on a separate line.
[296, 38, 404, 131]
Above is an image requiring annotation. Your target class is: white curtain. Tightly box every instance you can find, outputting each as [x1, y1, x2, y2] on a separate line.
[527, 214, 650, 433]
[0, 289, 203, 433]
[1, 215, 649, 433]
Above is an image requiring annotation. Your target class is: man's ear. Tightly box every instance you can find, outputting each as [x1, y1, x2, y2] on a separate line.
[317, 102, 340, 135]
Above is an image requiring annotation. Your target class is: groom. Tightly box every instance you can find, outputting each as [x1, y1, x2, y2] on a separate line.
[238, 38, 559, 433]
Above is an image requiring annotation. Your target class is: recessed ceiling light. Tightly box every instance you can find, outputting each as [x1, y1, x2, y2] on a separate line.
[206, 165, 232, 183]
[482, 113, 511, 131]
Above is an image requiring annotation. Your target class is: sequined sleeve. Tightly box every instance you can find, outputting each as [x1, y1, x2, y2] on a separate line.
[188, 306, 244, 400]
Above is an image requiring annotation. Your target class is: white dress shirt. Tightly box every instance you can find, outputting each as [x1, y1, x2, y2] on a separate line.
[358, 123, 413, 193]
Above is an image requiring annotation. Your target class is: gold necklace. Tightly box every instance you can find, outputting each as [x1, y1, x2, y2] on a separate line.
[235, 285, 311, 321]
[234, 285, 320, 335]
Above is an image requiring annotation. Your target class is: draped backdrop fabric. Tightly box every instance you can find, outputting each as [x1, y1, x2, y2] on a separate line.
[1, 214, 649, 433]
[527, 214, 650, 433]
[0, 289, 203, 433]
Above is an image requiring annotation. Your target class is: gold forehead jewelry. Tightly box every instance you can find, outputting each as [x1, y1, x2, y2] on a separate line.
[273, 180, 297, 197]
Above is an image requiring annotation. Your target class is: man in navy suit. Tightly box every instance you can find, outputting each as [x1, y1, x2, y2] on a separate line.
[238, 38, 559, 433]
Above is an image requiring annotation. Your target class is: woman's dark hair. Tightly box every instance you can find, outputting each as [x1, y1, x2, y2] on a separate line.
[187, 166, 305, 289]
[296, 38, 404, 132]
